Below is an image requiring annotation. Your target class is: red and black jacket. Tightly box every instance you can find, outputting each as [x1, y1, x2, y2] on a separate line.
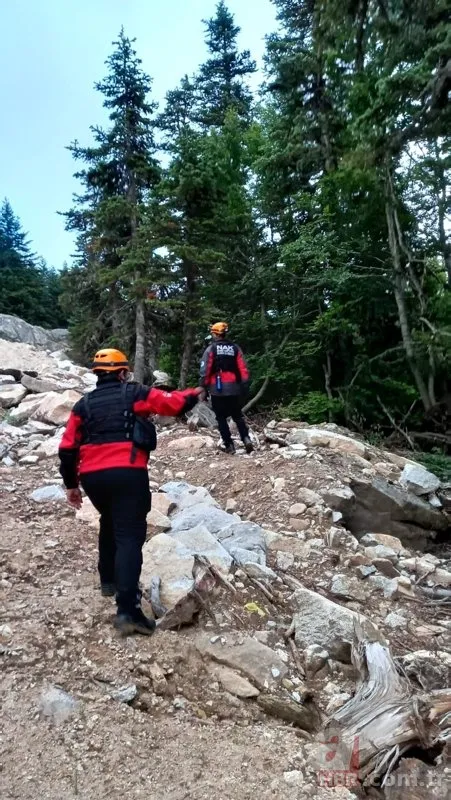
[200, 339, 250, 397]
[59, 377, 198, 489]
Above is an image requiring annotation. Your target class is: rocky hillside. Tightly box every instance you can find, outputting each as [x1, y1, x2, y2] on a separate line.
[1, 337, 450, 800]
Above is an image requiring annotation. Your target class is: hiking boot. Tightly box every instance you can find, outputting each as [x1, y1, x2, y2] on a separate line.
[114, 608, 156, 636]
[224, 442, 236, 455]
[100, 583, 116, 597]
[243, 436, 254, 454]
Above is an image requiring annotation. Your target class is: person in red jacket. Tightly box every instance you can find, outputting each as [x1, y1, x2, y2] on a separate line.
[200, 322, 253, 455]
[59, 348, 203, 636]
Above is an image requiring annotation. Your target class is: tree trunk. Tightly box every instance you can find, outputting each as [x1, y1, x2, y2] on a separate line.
[385, 172, 433, 411]
[355, 0, 369, 73]
[134, 297, 146, 383]
[179, 262, 196, 389]
[323, 351, 334, 422]
[313, 9, 336, 174]
[436, 144, 451, 287]
[324, 628, 451, 785]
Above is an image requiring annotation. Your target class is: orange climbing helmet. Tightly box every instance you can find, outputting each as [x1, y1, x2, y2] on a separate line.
[91, 348, 129, 372]
[210, 321, 229, 336]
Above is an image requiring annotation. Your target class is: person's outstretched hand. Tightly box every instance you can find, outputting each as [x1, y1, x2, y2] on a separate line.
[195, 387, 206, 402]
[66, 488, 83, 509]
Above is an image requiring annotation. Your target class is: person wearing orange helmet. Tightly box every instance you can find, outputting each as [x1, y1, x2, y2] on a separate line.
[58, 348, 203, 636]
[200, 322, 253, 455]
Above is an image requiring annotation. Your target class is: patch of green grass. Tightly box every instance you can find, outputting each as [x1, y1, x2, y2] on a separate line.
[416, 451, 451, 482]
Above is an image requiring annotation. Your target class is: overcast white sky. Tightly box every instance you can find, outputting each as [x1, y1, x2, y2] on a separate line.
[1, 0, 277, 268]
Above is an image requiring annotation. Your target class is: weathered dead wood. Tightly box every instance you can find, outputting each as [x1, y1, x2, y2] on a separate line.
[323, 624, 451, 785]
[150, 576, 167, 619]
[264, 431, 288, 447]
[155, 556, 222, 631]
[418, 586, 451, 602]
[257, 693, 319, 733]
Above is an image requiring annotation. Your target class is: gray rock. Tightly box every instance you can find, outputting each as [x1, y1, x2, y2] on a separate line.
[21, 374, 65, 394]
[368, 574, 414, 599]
[110, 685, 137, 704]
[428, 493, 442, 509]
[241, 562, 278, 581]
[19, 455, 39, 465]
[320, 486, 356, 513]
[0, 384, 27, 408]
[372, 558, 400, 578]
[142, 528, 232, 610]
[297, 487, 322, 506]
[347, 477, 447, 548]
[2, 455, 15, 467]
[399, 463, 440, 496]
[400, 650, 451, 691]
[357, 565, 377, 578]
[360, 532, 405, 552]
[209, 664, 260, 698]
[160, 482, 219, 511]
[291, 586, 381, 663]
[34, 432, 63, 459]
[169, 525, 232, 573]
[276, 551, 295, 571]
[385, 612, 407, 630]
[30, 485, 66, 503]
[216, 521, 267, 566]
[0, 313, 68, 348]
[195, 631, 288, 689]
[170, 504, 238, 535]
[287, 427, 368, 458]
[39, 687, 78, 721]
[303, 644, 329, 676]
[0, 374, 16, 385]
[367, 574, 395, 595]
[281, 447, 307, 460]
[364, 544, 399, 563]
[187, 401, 217, 430]
[331, 574, 366, 602]
[326, 527, 359, 551]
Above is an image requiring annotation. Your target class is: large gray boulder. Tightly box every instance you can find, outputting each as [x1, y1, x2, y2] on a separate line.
[291, 586, 381, 663]
[346, 477, 449, 548]
[141, 528, 232, 609]
[216, 521, 267, 566]
[399, 463, 441, 496]
[187, 401, 217, 430]
[169, 504, 238, 534]
[0, 314, 67, 349]
[195, 632, 288, 690]
[286, 427, 368, 458]
[160, 481, 219, 511]
[0, 384, 27, 408]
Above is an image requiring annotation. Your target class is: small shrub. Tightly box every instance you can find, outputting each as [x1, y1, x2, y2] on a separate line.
[277, 391, 343, 425]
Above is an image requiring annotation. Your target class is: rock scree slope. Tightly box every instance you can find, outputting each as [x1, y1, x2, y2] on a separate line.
[1, 330, 450, 800]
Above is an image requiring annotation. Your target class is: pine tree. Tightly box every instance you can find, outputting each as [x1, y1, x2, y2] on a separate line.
[196, 1, 256, 128]
[62, 30, 160, 379]
[0, 199, 65, 328]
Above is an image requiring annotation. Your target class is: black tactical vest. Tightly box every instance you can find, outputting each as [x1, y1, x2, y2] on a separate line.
[80, 382, 135, 445]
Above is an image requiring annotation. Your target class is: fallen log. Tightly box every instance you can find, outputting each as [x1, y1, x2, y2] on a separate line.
[322, 623, 451, 787]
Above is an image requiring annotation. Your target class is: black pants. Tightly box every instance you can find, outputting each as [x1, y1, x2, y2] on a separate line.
[211, 395, 249, 446]
[80, 468, 151, 614]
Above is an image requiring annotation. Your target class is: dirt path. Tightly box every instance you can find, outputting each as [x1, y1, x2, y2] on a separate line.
[1, 443, 363, 800]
